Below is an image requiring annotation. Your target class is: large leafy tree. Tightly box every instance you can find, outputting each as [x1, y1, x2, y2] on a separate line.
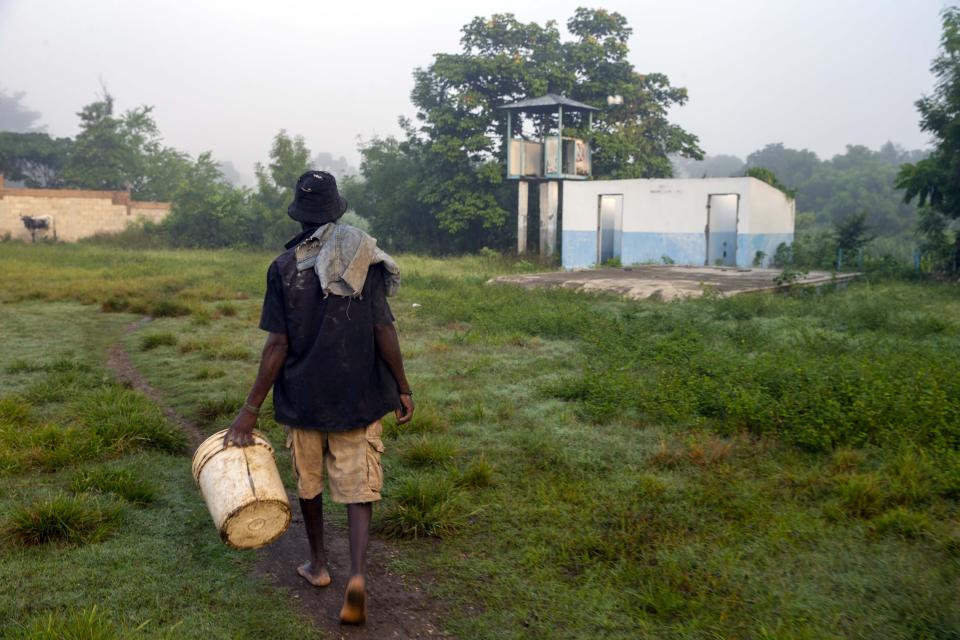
[398, 8, 702, 248]
[896, 6, 960, 269]
[163, 152, 260, 248]
[63, 92, 162, 193]
[254, 130, 312, 247]
[745, 143, 820, 189]
[0, 132, 73, 187]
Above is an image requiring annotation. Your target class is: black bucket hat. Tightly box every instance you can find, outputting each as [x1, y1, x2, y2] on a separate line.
[287, 170, 348, 225]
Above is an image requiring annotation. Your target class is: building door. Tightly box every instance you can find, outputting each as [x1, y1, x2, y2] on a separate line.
[597, 194, 623, 265]
[706, 194, 739, 266]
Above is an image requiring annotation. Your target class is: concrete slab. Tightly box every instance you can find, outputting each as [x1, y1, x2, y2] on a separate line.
[490, 265, 858, 301]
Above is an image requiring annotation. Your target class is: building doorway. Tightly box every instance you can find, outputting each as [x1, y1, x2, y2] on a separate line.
[597, 194, 623, 265]
[705, 194, 739, 266]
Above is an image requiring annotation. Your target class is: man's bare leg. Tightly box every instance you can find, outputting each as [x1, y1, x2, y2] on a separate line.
[340, 502, 372, 624]
[297, 495, 331, 587]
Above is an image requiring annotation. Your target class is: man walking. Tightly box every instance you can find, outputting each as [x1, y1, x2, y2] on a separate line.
[225, 170, 414, 625]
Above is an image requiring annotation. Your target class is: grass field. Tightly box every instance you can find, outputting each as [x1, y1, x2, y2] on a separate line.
[1, 242, 958, 639]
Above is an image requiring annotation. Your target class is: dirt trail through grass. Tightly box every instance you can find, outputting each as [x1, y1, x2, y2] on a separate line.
[106, 318, 446, 639]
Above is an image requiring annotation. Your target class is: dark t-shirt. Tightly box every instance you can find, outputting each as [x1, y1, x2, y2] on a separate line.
[259, 249, 400, 431]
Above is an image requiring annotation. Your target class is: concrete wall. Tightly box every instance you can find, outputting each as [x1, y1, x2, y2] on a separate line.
[0, 176, 170, 242]
[561, 177, 794, 269]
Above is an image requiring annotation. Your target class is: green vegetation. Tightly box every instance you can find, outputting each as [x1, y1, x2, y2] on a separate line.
[1, 244, 958, 638]
[70, 467, 159, 505]
[346, 8, 702, 253]
[3, 495, 122, 547]
[897, 6, 960, 272]
[0, 301, 316, 638]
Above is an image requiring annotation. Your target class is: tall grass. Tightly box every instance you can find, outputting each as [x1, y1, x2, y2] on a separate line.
[3, 495, 122, 547]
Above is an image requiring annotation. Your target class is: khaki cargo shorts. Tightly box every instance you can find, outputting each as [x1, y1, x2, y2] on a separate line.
[285, 420, 385, 504]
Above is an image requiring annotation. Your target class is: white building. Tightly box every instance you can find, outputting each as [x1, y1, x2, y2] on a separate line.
[559, 176, 795, 269]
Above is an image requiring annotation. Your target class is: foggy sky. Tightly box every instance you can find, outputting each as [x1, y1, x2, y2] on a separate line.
[0, 0, 948, 185]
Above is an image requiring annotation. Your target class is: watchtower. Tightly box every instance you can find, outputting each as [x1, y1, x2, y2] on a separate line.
[498, 93, 598, 256]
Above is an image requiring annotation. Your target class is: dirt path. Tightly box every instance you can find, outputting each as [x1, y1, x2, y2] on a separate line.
[106, 318, 447, 639]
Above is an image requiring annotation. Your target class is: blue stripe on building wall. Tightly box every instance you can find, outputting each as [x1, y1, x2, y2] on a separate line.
[737, 233, 794, 267]
[562, 230, 796, 269]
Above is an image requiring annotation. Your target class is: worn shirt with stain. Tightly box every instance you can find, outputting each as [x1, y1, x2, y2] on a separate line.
[259, 247, 399, 432]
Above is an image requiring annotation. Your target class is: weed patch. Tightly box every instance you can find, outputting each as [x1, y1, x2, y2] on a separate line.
[3, 494, 122, 547]
[195, 395, 243, 426]
[5, 606, 133, 640]
[399, 435, 460, 468]
[71, 467, 158, 505]
[377, 473, 469, 539]
[139, 332, 177, 351]
[71, 387, 186, 454]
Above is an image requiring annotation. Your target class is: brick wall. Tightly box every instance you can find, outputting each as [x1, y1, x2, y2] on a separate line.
[0, 177, 171, 242]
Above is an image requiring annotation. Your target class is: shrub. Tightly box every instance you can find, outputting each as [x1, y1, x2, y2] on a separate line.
[3, 494, 122, 546]
[399, 435, 459, 468]
[193, 366, 225, 381]
[149, 299, 190, 318]
[454, 456, 494, 489]
[872, 507, 933, 539]
[215, 301, 238, 317]
[0, 396, 32, 425]
[71, 467, 158, 505]
[139, 332, 177, 351]
[376, 473, 468, 539]
[6, 606, 130, 639]
[195, 395, 243, 426]
[71, 387, 186, 454]
[5, 359, 41, 374]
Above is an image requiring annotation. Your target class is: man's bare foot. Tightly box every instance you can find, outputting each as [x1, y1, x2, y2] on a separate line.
[297, 562, 331, 587]
[339, 575, 366, 625]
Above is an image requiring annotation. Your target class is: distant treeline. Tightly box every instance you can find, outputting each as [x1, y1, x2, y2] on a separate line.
[0, 5, 952, 260]
[673, 143, 928, 236]
[0, 91, 361, 250]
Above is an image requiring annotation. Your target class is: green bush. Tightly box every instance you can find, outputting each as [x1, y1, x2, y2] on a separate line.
[139, 332, 177, 351]
[376, 473, 468, 539]
[71, 467, 158, 505]
[551, 283, 960, 452]
[3, 494, 122, 547]
[71, 387, 186, 454]
[399, 435, 459, 468]
[5, 606, 133, 640]
[453, 456, 494, 489]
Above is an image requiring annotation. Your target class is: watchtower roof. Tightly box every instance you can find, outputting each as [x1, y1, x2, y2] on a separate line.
[497, 93, 599, 113]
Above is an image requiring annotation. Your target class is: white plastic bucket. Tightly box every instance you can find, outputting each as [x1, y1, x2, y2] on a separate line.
[192, 429, 291, 549]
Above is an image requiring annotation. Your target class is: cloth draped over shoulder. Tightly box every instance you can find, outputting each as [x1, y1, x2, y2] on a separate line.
[293, 223, 400, 298]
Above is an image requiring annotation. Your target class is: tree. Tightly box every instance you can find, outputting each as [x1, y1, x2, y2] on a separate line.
[896, 7, 960, 270]
[163, 152, 260, 248]
[0, 131, 72, 187]
[396, 8, 702, 250]
[0, 87, 43, 133]
[311, 152, 356, 179]
[834, 211, 873, 254]
[744, 166, 796, 199]
[254, 130, 311, 247]
[671, 153, 744, 178]
[745, 143, 820, 189]
[62, 91, 161, 193]
[343, 135, 446, 251]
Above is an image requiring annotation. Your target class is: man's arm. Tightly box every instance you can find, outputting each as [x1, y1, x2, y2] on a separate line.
[374, 323, 414, 425]
[223, 331, 289, 446]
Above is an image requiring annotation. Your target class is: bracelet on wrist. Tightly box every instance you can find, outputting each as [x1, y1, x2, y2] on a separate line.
[242, 402, 261, 416]
[399, 389, 413, 396]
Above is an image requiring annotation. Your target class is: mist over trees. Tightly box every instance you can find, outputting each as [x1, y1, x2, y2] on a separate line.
[0, 87, 43, 133]
[0, 7, 952, 261]
[672, 141, 928, 237]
